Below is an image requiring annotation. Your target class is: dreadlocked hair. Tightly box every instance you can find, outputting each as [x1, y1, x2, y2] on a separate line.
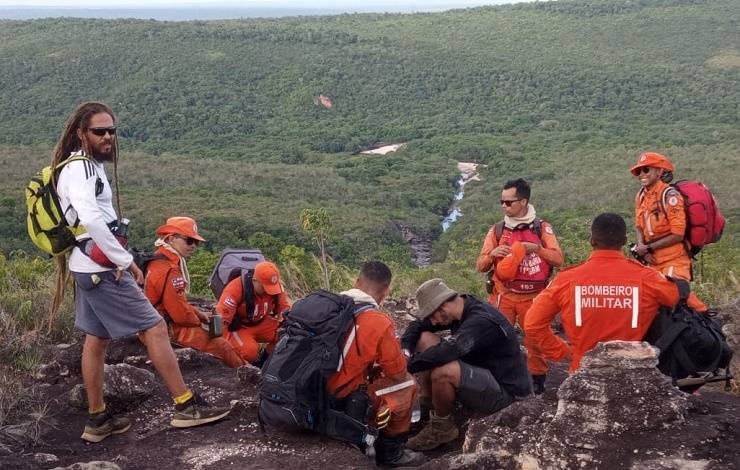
[49, 102, 120, 328]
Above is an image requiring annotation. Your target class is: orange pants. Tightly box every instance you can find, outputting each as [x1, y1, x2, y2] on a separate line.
[652, 259, 708, 312]
[489, 292, 548, 375]
[227, 316, 280, 363]
[367, 373, 417, 437]
[171, 324, 246, 369]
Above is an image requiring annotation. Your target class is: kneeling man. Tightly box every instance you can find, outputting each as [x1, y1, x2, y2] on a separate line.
[402, 279, 531, 450]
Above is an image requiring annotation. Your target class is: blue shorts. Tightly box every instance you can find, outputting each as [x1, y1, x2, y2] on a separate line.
[72, 270, 163, 339]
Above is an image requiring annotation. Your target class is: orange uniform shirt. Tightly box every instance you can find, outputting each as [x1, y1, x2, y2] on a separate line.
[524, 250, 679, 372]
[476, 220, 564, 300]
[215, 276, 291, 327]
[144, 247, 201, 327]
[327, 309, 407, 399]
[635, 180, 689, 266]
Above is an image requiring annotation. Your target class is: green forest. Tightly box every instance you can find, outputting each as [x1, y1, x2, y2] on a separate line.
[0, 0, 738, 316]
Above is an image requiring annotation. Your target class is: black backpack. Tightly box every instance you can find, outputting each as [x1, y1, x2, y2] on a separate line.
[258, 290, 377, 447]
[645, 281, 733, 389]
[129, 248, 168, 305]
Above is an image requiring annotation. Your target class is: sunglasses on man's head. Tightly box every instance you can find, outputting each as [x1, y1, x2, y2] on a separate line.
[500, 199, 522, 207]
[89, 127, 117, 137]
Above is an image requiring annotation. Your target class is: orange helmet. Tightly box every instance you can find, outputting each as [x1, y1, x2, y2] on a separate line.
[630, 152, 675, 176]
[155, 216, 206, 242]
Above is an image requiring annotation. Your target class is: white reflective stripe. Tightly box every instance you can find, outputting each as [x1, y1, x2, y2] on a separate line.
[631, 287, 640, 328]
[496, 294, 502, 308]
[374, 379, 416, 397]
[667, 266, 674, 277]
[232, 331, 244, 346]
[337, 325, 358, 372]
[574, 286, 582, 327]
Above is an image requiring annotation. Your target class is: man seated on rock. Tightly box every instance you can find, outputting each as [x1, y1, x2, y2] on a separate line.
[144, 216, 245, 368]
[524, 212, 682, 372]
[327, 261, 426, 467]
[401, 279, 531, 451]
[215, 261, 291, 366]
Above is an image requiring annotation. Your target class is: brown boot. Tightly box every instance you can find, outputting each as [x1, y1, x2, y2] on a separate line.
[406, 411, 459, 451]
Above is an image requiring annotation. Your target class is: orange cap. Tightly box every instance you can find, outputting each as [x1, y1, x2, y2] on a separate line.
[155, 216, 206, 242]
[630, 152, 675, 176]
[254, 261, 283, 295]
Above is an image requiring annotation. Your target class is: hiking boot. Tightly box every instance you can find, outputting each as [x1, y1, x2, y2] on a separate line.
[80, 410, 132, 443]
[171, 392, 232, 428]
[375, 435, 427, 468]
[532, 374, 547, 395]
[406, 411, 459, 451]
[380, 448, 428, 467]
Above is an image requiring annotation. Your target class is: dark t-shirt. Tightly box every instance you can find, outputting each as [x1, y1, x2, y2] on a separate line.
[402, 294, 531, 397]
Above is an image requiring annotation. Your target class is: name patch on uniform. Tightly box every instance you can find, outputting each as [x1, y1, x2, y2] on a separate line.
[171, 276, 186, 290]
[574, 285, 640, 329]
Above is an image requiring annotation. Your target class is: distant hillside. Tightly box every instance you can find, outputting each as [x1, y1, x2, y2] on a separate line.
[0, 0, 737, 155]
[0, 0, 737, 292]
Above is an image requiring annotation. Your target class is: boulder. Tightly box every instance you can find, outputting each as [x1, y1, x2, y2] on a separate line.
[68, 363, 157, 411]
[429, 341, 692, 469]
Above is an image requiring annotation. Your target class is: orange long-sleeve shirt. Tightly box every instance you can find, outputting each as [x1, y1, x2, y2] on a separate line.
[327, 309, 407, 399]
[476, 220, 564, 299]
[144, 247, 202, 327]
[635, 180, 688, 266]
[215, 276, 291, 327]
[523, 250, 679, 372]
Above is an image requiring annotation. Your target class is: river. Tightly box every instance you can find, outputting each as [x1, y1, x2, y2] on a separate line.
[441, 162, 481, 231]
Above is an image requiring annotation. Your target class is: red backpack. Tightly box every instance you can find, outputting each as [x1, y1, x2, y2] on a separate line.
[661, 180, 725, 256]
[491, 219, 553, 293]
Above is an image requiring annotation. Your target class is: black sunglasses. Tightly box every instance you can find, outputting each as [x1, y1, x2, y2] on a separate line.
[89, 127, 117, 137]
[637, 167, 652, 174]
[175, 235, 200, 246]
[500, 199, 522, 207]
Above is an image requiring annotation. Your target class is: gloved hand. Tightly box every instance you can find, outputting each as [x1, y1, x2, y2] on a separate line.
[376, 406, 391, 429]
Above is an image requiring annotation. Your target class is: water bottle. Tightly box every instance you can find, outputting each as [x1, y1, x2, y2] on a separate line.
[113, 218, 130, 248]
[209, 314, 223, 338]
[114, 218, 130, 238]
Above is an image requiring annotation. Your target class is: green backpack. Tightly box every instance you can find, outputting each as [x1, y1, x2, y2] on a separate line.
[26, 155, 91, 256]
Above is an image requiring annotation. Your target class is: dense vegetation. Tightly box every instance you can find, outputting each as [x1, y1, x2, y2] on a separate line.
[0, 0, 738, 394]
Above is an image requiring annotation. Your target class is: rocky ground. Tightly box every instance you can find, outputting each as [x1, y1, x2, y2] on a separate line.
[1, 305, 738, 470]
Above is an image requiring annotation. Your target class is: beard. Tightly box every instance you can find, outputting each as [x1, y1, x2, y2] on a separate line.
[90, 142, 115, 162]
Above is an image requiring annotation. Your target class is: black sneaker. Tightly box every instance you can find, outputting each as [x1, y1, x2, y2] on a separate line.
[81, 410, 132, 443]
[171, 392, 231, 428]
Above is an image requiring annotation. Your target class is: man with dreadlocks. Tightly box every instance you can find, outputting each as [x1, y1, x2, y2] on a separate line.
[53, 102, 231, 443]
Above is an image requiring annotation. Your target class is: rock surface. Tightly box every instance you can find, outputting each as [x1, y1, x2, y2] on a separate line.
[718, 298, 739, 394]
[429, 340, 734, 470]
[2, 313, 739, 470]
[50, 461, 121, 470]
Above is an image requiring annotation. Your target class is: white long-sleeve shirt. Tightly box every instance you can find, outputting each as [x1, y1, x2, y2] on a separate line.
[56, 151, 133, 272]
